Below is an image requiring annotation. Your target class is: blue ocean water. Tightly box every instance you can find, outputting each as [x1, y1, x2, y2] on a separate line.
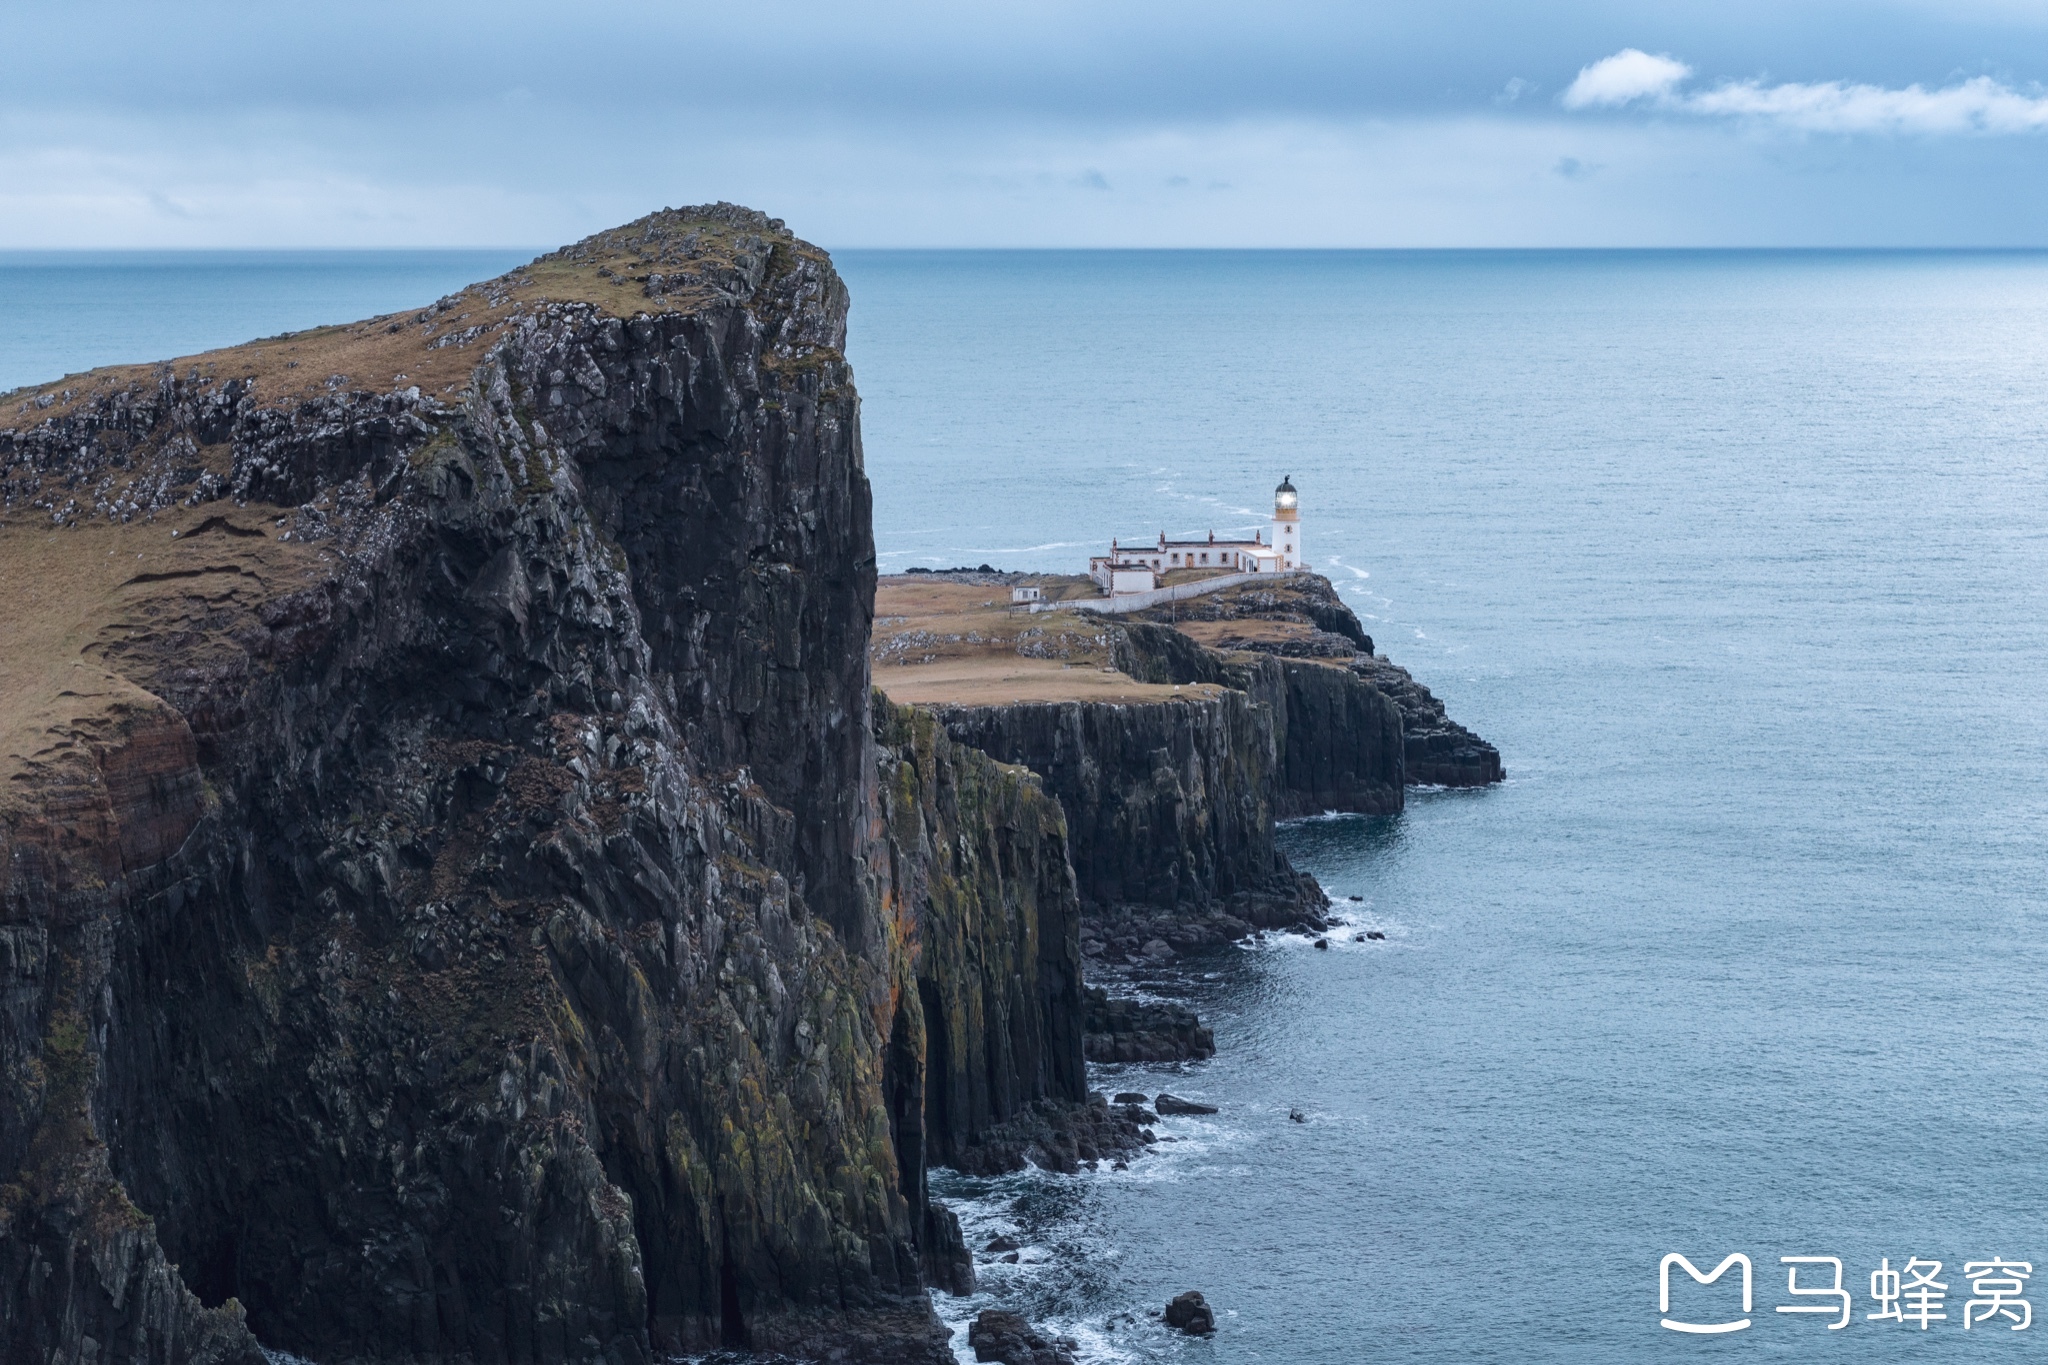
[834, 249, 2048, 1362]
[9, 248, 2048, 1361]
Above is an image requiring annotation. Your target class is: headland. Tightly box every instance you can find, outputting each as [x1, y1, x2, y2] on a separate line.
[0, 205, 1500, 1365]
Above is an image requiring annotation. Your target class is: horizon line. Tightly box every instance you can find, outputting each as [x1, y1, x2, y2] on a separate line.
[7, 243, 2048, 255]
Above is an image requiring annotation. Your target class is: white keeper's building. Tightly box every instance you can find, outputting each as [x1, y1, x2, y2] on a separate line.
[1089, 476, 1304, 594]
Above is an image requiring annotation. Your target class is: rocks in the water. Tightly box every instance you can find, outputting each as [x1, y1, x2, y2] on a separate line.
[1078, 907, 1256, 961]
[1164, 1291, 1217, 1336]
[985, 1234, 1021, 1253]
[1348, 894, 1364, 901]
[1289, 1108, 1307, 1123]
[1116, 1101, 1160, 1125]
[1366, 930, 1386, 940]
[924, 1200, 977, 1297]
[969, 1308, 1078, 1364]
[1314, 937, 1330, 950]
[1154, 1093, 1219, 1116]
[1083, 985, 1216, 1062]
[1141, 937, 1175, 961]
[952, 1095, 1155, 1175]
[1112, 1091, 1149, 1105]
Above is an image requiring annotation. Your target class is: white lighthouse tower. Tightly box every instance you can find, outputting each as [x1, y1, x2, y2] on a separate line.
[1272, 475, 1302, 569]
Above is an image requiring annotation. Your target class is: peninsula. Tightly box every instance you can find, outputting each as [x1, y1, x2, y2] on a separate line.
[0, 205, 1498, 1365]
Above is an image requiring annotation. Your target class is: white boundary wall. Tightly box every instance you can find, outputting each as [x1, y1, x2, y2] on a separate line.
[1029, 568, 1309, 616]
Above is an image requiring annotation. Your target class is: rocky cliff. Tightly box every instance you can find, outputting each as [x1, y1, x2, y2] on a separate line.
[0, 206, 1076, 1365]
[870, 702, 1087, 1230]
[870, 566, 1500, 956]
[1112, 621, 1406, 818]
[1132, 575, 1503, 790]
[929, 691, 1329, 943]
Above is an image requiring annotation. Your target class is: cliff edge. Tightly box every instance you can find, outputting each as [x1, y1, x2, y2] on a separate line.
[0, 206, 1068, 1365]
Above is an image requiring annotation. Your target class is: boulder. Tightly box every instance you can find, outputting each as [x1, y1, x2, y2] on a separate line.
[1154, 1093, 1219, 1116]
[1164, 1291, 1217, 1335]
[969, 1308, 1078, 1364]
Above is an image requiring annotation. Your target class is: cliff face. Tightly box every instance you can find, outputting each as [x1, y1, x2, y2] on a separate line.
[1114, 622, 1404, 818]
[1131, 575, 1504, 792]
[869, 699, 1085, 1280]
[928, 693, 1325, 934]
[0, 206, 1066, 1365]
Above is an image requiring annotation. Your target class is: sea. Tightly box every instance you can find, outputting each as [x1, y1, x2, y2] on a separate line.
[9, 247, 2048, 1362]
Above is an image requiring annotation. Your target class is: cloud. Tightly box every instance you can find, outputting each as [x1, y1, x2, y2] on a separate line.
[1562, 50, 1691, 109]
[1685, 75, 2048, 133]
[1566, 48, 2048, 134]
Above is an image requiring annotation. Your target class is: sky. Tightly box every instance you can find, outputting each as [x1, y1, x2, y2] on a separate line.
[5, 0, 2048, 248]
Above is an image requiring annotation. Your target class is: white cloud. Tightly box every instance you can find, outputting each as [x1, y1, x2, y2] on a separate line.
[1562, 50, 1691, 109]
[1566, 48, 2048, 133]
[1686, 75, 2048, 133]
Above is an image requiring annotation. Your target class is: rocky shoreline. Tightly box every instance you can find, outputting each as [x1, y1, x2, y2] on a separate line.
[0, 206, 1498, 1365]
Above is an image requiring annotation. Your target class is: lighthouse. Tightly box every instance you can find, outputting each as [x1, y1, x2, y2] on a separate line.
[1085, 476, 1302, 591]
[1272, 475, 1301, 569]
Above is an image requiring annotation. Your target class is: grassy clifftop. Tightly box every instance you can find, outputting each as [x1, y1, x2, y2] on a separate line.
[1, 202, 828, 428]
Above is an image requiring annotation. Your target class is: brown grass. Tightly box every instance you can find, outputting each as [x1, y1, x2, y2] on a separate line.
[0, 207, 827, 428]
[0, 506, 328, 815]
[872, 573, 1219, 706]
[874, 658, 1219, 706]
[1172, 618, 1316, 647]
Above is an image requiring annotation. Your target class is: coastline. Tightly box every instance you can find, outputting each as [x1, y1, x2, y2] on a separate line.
[0, 210, 1499, 1365]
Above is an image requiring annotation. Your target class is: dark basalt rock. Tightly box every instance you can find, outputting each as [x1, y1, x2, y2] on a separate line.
[933, 689, 1330, 932]
[1350, 653, 1505, 787]
[0, 206, 1082, 1365]
[949, 1095, 1153, 1175]
[1154, 1093, 1218, 1116]
[871, 699, 1087, 1205]
[1132, 571, 1370, 650]
[1108, 619, 1407, 819]
[1083, 986, 1216, 1063]
[1128, 574, 1503, 795]
[1164, 1290, 1217, 1335]
[968, 1309, 1078, 1365]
